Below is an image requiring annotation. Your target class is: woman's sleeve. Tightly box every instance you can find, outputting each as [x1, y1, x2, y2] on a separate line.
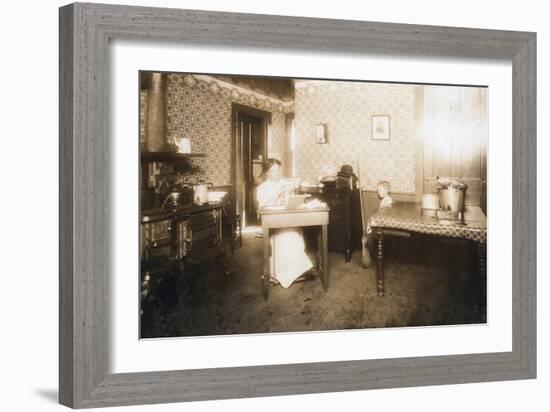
[257, 183, 269, 209]
[257, 182, 282, 208]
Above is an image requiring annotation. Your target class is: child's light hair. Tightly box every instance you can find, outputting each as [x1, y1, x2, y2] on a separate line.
[376, 180, 391, 193]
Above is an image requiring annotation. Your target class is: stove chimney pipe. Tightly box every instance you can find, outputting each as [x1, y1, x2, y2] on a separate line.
[143, 72, 167, 152]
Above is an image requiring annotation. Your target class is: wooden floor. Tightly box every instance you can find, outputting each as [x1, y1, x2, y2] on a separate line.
[140, 230, 486, 338]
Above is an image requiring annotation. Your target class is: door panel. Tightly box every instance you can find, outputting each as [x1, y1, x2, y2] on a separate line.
[422, 86, 487, 210]
[238, 113, 264, 226]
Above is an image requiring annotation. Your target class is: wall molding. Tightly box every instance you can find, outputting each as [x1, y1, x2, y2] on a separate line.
[364, 189, 416, 202]
[169, 74, 295, 113]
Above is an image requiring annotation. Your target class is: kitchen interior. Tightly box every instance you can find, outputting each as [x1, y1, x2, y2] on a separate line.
[139, 71, 487, 338]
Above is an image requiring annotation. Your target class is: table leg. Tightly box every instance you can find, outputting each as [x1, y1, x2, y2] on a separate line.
[374, 230, 385, 297]
[262, 227, 270, 301]
[321, 224, 329, 291]
[345, 248, 352, 263]
[316, 228, 322, 275]
[477, 242, 487, 315]
[477, 242, 487, 279]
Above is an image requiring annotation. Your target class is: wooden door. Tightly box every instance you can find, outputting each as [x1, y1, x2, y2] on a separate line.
[422, 86, 488, 212]
[236, 112, 266, 226]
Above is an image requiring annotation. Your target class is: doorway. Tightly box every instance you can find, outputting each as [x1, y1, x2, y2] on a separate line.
[231, 104, 270, 227]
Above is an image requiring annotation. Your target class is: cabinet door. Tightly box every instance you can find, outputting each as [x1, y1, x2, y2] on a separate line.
[323, 190, 351, 252]
[140, 219, 173, 265]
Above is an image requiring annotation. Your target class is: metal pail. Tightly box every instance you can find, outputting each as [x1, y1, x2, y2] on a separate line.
[438, 187, 465, 212]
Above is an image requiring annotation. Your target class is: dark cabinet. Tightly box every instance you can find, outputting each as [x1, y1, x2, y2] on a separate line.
[322, 188, 362, 262]
[301, 187, 362, 262]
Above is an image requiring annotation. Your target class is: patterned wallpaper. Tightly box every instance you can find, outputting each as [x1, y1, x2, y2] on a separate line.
[293, 81, 418, 193]
[267, 112, 288, 168]
[139, 90, 147, 148]
[162, 74, 289, 186]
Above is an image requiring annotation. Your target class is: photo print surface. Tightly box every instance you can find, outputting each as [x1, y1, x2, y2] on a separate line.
[139, 72, 488, 339]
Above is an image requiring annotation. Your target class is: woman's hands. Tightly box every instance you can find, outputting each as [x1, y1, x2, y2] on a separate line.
[277, 182, 295, 198]
[271, 186, 286, 203]
[258, 179, 297, 209]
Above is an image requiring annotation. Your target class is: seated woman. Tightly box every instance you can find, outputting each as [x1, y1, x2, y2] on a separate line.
[257, 158, 313, 288]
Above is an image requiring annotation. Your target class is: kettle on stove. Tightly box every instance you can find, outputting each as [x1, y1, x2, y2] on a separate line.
[193, 181, 213, 205]
[160, 184, 194, 209]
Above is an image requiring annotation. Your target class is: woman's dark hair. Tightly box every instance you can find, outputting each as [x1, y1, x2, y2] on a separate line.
[263, 158, 282, 174]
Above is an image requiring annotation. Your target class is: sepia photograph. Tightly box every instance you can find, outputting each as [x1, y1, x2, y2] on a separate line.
[138, 72, 487, 339]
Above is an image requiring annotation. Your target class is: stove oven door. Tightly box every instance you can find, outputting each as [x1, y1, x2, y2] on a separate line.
[175, 210, 223, 262]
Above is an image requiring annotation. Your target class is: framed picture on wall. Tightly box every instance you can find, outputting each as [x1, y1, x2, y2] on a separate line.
[372, 114, 390, 140]
[315, 123, 328, 144]
[59, 3, 536, 409]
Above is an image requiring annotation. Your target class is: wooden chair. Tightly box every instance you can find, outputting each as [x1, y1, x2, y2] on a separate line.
[211, 186, 242, 255]
[222, 206, 242, 255]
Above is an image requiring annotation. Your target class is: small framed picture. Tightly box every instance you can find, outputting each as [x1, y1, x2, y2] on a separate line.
[372, 114, 390, 140]
[315, 123, 328, 144]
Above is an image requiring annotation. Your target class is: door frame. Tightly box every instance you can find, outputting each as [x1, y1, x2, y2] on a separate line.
[231, 103, 271, 226]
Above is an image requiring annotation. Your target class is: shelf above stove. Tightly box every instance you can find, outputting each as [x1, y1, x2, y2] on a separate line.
[141, 151, 205, 161]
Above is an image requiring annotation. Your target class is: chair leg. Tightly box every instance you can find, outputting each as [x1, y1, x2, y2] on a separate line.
[237, 220, 242, 248]
[230, 222, 235, 255]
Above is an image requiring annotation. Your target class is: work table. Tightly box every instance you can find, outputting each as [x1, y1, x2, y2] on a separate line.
[258, 206, 330, 300]
[368, 202, 487, 243]
[368, 201, 487, 297]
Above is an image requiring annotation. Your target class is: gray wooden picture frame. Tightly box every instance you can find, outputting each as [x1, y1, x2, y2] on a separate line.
[59, 2, 536, 408]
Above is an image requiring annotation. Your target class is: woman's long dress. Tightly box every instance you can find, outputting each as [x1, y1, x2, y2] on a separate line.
[257, 180, 313, 288]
